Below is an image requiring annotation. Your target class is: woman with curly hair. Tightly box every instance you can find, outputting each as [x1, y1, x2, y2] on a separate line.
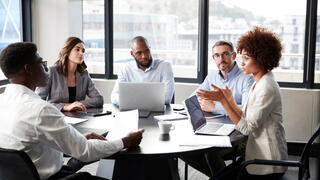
[198, 27, 288, 180]
[36, 37, 103, 112]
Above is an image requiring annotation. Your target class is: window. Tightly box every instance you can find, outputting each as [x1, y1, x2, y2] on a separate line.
[113, 0, 199, 78]
[82, 0, 105, 74]
[82, 0, 319, 88]
[315, 4, 320, 83]
[208, 0, 306, 83]
[0, 0, 23, 80]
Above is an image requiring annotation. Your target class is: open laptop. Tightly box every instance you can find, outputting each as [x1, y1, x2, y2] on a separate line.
[119, 82, 165, 112]
[184, 95, 235, 136]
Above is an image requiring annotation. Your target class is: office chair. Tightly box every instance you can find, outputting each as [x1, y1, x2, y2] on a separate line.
[183, 145, 244, 180]
[236, 124, 320, 180]
[0, 148, 40, 180]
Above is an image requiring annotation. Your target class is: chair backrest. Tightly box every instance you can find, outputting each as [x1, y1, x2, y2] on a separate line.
[0, 148, 40, 180]
[299, 124, 320, 179]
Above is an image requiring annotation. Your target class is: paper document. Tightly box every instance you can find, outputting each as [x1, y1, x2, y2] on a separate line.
[64, 116, 88, 125]
[179, 135, 231, 147]
[107, 109, 139, 140]
[153, 113, 187, 121]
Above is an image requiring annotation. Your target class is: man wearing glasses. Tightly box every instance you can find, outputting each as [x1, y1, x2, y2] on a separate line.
[182, 41, 254, 177]
[197, 40, 254, 115]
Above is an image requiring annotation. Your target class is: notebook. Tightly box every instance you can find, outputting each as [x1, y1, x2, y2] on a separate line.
[184, 95, 235, 136]
[119, 82, 165, 112]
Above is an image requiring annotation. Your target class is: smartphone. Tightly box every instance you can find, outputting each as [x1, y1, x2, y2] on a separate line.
[92, 110, 112, 117]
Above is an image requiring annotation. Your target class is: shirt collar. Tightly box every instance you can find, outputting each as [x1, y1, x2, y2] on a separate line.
[217, 61, 240, 81]
[4, 84, 40, 99]
[134, 58, 155, 72]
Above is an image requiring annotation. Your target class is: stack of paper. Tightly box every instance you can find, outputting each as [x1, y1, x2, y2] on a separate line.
[179, 135, 231, 147]
[153, 113, 187, 121]
[64, 116, 88, 125]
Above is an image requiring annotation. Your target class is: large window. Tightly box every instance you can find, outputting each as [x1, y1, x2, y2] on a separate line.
[113, 0, 199, 78]
[83, 0, 105, 74]
[82, 0, 319, 88]
[0, 0, 23, 80]
[83, 0, 199, 78]
[315, 3, 320, 83]
[208, 0, 306, 83]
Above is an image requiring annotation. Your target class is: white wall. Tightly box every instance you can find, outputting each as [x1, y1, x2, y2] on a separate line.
[32, 0, 82, 66]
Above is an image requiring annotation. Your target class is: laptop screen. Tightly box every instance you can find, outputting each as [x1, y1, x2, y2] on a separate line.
[119, 82, 165, 112]
[184, 95, 206, 131]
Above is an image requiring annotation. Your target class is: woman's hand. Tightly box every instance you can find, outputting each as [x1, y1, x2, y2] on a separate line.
[197, 85, 224, 102]
[62, 102, 87, 112]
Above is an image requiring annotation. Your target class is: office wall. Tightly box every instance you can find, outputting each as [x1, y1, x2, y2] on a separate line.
[32, 0, 82, 66]
[92, 79, 320, 142]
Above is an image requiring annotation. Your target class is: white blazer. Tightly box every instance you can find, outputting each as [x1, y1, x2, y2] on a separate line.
[236, 72, 288, 175]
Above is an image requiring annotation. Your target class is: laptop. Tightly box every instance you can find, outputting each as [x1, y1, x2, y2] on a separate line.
[119, 82, 165, 112]
[184, 95, 235, 136]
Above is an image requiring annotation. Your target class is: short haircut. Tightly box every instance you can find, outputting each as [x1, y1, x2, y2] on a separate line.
[212, 40, 234, 52]
[130, 36, 150, 49]
[0, 42, 38, 78]
[237, 26, 282, 72]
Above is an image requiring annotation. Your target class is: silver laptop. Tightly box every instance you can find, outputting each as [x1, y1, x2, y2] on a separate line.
[184, 95, 235, 136]
[119, 82, 165, 112]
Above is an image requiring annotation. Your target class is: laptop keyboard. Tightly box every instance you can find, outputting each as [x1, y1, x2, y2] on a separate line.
[198, 123, 223, 134]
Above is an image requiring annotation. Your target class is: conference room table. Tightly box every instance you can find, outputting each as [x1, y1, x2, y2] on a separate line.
[65, 104, 246, 180]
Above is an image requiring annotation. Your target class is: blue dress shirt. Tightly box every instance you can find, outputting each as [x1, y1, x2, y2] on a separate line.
[197, 62, 254, 115]
[111, 59, 175, 105]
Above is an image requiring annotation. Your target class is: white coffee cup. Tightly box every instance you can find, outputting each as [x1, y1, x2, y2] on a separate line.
[158, 121, 175, 134]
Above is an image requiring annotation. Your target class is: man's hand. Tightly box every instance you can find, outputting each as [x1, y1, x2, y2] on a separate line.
[122, 129, 145, 148]
[85, 133, 106, 140]
[198, 98, 215, 112]
[62, 102, 87, 112]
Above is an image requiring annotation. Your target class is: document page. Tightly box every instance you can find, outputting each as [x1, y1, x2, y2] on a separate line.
[179, 135, 231, 147]
[107, 109, 139, 140]
[64, 116, 88, 125]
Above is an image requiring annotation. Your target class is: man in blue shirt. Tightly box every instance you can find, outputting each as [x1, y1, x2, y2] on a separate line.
[182, 40, 254, 177]
[196, 40, 253, 115]
[111, 36, 175, 105]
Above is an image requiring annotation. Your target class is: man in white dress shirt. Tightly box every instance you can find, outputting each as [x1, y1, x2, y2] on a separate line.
[0, 42, 144, 180]
[111, 36, 175, 105]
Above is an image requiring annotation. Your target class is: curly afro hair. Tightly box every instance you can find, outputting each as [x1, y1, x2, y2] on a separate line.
[237, 26, 283, 72]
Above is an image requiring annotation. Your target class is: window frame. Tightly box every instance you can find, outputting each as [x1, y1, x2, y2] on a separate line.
[89, 0, 320, 89]
[0, 0, 32, 85]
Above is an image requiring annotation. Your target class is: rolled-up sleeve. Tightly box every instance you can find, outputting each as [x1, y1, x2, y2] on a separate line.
[161, 62, 174, 104]
[36, 105, 123, 162]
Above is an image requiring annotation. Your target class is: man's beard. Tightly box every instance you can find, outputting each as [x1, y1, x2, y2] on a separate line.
[134, 56, 153, 68]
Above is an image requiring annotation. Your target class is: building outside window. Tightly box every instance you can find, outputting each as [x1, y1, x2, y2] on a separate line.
[208, 0, 306, 83]
[0, 0, 22, 80]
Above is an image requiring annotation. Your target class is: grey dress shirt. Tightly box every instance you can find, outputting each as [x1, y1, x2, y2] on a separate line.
[36, 66, 104, 111]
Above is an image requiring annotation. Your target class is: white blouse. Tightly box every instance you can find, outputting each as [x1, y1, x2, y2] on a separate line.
[236, 72, 288, 175]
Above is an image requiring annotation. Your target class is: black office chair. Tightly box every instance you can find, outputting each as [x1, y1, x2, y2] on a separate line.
[236, 124, 320, 180]
[0, 148, 40, 180]
[183, 144, 244, 180]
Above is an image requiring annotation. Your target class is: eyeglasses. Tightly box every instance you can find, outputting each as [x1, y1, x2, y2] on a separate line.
[30, 60, 47, 68]
[212, 51, 233, 60]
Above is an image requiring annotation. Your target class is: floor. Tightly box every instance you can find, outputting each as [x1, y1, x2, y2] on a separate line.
[72, 155, 319, 180]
